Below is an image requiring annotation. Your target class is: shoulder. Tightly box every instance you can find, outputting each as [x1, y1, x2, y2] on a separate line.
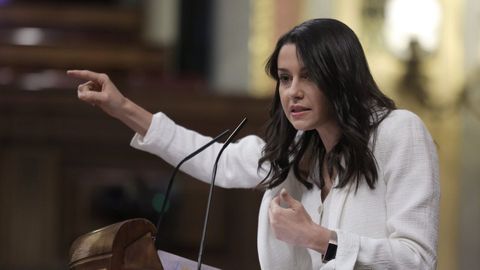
[375, 109, 429, 140]
[379, 109, 424, 130]
[372, 110, 439, 188]
[374, 109, 435, 154]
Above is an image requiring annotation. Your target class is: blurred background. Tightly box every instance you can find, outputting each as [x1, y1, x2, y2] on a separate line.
[0, 0, 478, 269]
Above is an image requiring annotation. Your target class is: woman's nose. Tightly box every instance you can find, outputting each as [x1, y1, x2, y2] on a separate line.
[288, 79, 304, 99]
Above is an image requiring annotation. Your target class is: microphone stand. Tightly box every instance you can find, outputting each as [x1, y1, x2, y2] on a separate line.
[197, 117, 247, 270]
[154, 129, 230, 249]
[68, 128, 230, 270]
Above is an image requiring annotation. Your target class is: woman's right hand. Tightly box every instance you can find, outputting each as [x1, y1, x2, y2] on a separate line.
[67, 70, 126, 119]
[67, 69, 153, 136]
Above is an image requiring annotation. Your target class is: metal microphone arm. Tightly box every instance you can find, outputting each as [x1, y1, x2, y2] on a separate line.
[154, 129, 230, 249]
[197, 117, 248, 269]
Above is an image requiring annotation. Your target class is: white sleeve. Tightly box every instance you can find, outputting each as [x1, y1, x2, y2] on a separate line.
[130, 112, 268, 188]
[334, 111, 440, 270]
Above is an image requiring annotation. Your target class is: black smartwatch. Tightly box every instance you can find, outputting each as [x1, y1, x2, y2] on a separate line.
[322, 232, 338, 263]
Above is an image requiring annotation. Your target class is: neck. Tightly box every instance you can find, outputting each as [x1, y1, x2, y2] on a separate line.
[316, 120, 341, 153]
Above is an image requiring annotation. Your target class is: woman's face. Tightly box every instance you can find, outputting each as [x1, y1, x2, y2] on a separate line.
[277, 44, 336, 133]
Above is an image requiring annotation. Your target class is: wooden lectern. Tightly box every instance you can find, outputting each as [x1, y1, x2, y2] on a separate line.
[69, 218, 163, 270]
[68, 122, 239, 270]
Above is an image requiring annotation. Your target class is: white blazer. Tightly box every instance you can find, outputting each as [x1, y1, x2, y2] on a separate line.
[131, 109, 439, 270]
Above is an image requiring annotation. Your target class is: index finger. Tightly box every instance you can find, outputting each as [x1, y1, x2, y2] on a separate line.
[67, 70, 107, 84]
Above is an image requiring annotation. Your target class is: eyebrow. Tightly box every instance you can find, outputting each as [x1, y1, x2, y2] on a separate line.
[277, 67, 308, 73]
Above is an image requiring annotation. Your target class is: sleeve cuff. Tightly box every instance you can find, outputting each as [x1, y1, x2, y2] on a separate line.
[334, 230, 360, 269]
[130, 112, 176, 153]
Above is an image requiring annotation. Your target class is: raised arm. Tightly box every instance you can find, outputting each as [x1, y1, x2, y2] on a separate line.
[68, 70, 268, 189]
[67, 70, 153, 136]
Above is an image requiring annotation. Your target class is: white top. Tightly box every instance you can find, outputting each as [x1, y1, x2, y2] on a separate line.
[131, 109, 440, 270]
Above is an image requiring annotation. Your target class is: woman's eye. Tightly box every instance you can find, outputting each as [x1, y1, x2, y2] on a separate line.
[278, 74, 290, 83]
[301, 73, 310, 80]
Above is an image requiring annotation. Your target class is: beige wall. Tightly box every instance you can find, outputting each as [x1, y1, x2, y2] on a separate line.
[460, 0, 480, 264]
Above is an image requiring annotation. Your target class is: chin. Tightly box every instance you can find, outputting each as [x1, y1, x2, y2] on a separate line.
[290, 123, 314, 131]
[287, 117, 317, 131]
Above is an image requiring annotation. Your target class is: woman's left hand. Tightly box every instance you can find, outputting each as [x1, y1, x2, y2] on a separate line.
[269, 188, 331, 253]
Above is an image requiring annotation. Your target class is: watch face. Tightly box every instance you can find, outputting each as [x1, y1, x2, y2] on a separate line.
[322, 243, 337, 263]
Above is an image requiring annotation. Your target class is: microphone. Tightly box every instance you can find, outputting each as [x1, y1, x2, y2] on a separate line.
[197, 117, 248, 270]
[154, 129, 230, 249]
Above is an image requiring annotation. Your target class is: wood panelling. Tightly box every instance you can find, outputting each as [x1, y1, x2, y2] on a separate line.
[0, 88, 270, 270]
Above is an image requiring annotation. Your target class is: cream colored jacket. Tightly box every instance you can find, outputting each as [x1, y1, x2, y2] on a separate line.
[131, 109, 439, 270]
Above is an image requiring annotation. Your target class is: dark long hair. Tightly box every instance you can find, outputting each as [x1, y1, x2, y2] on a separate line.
[258, 18, 396, 190]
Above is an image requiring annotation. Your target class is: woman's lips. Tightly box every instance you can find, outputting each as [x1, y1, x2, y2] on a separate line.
[290, 105, 311, 118]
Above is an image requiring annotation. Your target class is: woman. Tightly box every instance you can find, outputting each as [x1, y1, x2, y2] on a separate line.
[68, 18, 439, 269]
